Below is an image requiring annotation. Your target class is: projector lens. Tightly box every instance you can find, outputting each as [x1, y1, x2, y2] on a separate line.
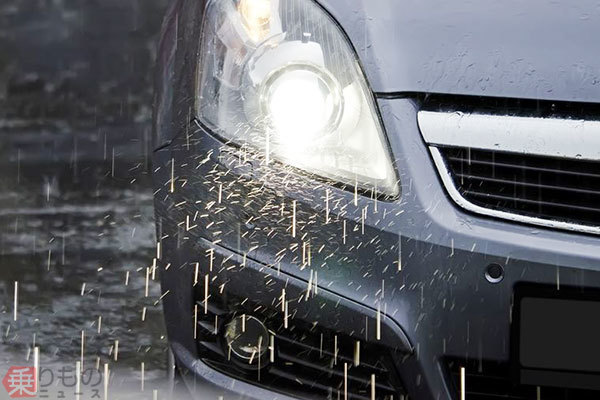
[261, 63, 343, 143]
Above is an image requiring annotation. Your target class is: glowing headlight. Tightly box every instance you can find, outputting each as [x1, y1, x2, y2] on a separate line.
[261, 63, 343, 142]
[197, 0, 399, 196]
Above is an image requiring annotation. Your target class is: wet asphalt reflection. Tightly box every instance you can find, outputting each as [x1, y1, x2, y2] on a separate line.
[0, 0, 212, 397]
[0, 122, 186, 399]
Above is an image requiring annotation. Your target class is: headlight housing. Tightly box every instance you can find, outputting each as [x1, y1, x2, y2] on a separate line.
[197, 0, 399, 197]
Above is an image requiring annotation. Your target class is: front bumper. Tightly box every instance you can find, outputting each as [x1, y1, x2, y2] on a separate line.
[152, 97, 600, 400]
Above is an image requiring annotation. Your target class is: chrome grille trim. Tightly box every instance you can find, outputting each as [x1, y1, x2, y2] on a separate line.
[429, 147, 600, 235]
[418, 111, 600, 161]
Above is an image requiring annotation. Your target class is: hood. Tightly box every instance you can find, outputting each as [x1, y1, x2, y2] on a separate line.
[317, 0, 600, 103]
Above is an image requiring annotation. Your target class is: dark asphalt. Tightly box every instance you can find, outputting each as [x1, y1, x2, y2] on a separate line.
[0, 1, 193, 399]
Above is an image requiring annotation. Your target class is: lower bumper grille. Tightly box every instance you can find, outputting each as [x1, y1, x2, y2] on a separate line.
[193, 297, 405, 400]
[446, 359, 600, 400]
[438, 147, 600, 233]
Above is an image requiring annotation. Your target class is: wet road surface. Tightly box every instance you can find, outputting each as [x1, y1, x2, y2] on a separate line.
[0, 120, 177, 399]
[0, 0, 199, 398]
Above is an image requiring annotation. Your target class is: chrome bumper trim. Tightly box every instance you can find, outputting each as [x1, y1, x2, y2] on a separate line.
[429, 147, 600, 235]
[418, 111, 600, 161]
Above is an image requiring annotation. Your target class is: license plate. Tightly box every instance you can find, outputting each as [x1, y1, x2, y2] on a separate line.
[514, 289, 600, 390]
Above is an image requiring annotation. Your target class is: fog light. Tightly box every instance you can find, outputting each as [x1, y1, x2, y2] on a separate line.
[224, 315, 269, 364]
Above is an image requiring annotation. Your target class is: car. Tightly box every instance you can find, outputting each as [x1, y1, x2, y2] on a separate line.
[151, 0, 600, 399]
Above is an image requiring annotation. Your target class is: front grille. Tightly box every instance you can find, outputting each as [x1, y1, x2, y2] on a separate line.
[193, 298, 405, 400]
[440, 147, 600, 231]
[446, 359, 600, 400]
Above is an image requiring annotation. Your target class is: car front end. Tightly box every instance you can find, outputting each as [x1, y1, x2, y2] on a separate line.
[152, 0, 600, 399]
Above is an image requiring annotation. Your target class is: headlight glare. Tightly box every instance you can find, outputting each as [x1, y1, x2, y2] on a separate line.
[260, 63, 343, 141]
[197, 0, 399, 196]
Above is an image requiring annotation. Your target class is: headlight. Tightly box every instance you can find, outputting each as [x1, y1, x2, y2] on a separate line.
[197, 0, 399, 197]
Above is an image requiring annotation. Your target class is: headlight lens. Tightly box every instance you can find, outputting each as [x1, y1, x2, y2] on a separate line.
[261, 63, 343, 140]
[197, 0, 399, 196]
